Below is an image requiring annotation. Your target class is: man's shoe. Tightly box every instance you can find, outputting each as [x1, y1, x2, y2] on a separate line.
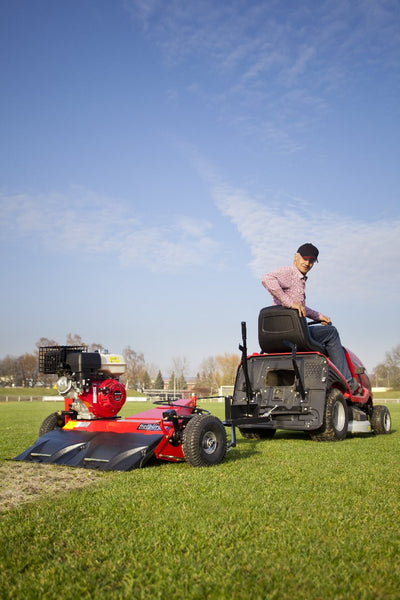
[348, 378, 361, 395]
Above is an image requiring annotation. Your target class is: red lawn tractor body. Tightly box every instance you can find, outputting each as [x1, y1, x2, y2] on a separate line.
[224, 307, 392, 442]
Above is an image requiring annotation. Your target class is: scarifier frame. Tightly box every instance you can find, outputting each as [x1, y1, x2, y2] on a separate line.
[14, 346, 227, 470]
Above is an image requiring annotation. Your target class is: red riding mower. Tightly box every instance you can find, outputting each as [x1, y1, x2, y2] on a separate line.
[225, 306, 392, 443]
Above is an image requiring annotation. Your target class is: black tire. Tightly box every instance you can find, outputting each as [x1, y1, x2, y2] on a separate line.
[39, 412, 65, 437]
[310, 388, 348, 442]
[182, 414, 227, 467]
[239, 427, 276, 440]
[371, 405, 392, 434]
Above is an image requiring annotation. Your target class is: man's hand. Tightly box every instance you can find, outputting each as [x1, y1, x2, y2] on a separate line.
[319, 314, 331, 325]
[291, 302, 306, 317]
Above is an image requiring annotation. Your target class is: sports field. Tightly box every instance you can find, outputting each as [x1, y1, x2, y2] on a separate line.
[1, 400, 399, 599]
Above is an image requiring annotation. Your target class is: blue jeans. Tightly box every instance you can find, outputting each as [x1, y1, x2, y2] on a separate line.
[309, 325, 352, 382]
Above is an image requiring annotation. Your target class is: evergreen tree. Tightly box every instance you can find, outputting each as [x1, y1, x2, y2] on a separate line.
[142, 370, 151, 389]
[154, 370, 164, 390]
[168, 372, 176, 390]
[177, 374, 187, 389]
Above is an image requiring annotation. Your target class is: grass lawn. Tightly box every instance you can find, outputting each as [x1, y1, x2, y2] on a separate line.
[0, 400, 399, 600]
[372, 389, 400, 400]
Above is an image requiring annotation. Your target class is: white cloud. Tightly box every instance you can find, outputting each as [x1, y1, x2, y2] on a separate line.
[209, 178, 400, 304]
[124, 0, 400, 152]
[120, 222, 217, 271]
[0, 187, 218, 272]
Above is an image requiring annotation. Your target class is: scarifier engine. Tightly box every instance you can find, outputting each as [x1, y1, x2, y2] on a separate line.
[40, 346, 127, 419]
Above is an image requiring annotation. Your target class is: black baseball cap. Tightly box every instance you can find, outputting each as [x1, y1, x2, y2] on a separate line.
[297, 243, 319, 262]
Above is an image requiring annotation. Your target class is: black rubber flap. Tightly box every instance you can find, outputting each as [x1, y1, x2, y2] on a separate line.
[13, 429, 164, 471]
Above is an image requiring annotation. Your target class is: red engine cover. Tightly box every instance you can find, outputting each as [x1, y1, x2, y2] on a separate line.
[79, 379, 127, 418]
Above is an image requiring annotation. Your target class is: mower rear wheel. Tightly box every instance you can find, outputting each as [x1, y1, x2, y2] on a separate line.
[239, 427, 276, 440]
[182, 414, 227, 467]
[371, 405, 392, 434]
[310, 388, 348, 442]
[39, 412, 65, 437]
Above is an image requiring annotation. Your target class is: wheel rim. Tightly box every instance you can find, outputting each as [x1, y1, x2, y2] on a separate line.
[202, 430, 218, 454]
[383, 411, 391, 431]
[333, 401, 346, 431]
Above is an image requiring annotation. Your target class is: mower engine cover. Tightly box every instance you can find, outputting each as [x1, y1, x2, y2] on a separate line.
[78, 379, 127, 418]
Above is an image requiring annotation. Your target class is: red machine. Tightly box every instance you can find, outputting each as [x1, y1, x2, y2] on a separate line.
[225, 307, 392, 442]
[14, 346, 227, 471]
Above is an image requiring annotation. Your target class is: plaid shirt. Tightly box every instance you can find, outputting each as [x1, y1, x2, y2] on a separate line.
[261, 265, 321, 321]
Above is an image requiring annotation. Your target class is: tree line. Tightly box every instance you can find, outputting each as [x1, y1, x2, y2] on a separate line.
[4, 334, 398, 392]
[372, 344, 400, 388]
[0, 334, 240, 395]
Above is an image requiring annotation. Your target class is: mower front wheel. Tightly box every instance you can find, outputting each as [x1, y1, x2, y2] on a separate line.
[39, 412, 65, 437]
[182, 414, 227, 467]
[371, 405, 392, 434]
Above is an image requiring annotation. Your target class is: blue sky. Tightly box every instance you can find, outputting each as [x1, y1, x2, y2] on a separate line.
[1, 0, 399, 377]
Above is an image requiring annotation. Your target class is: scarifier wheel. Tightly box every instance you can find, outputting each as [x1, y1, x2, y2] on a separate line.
[182, 414, 227, 467]
[39, 412, 66, 437]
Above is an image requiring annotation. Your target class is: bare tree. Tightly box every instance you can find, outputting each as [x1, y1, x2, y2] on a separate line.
[1, 336, 156, 390]
[216, 353, 240, 385]
[382, 344, 400, 387]
[372, 363, 390, 388]
[195, 356, 219, 396]
[0, 355, 17, 386]
[88, 342, 106, 352]
[66, 333, 87, 347]
[16, 353, 38, 386]
[35, 337, 59, 350]
[144, 362, 160, 384]
[122, 346, 146, 390]
[170, 356, 189, 380]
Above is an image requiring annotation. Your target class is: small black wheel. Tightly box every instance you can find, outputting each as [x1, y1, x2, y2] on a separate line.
[310, 388, 348, 442]
[239, 427, 276, 440]
[182, 414, 227, 467]
[371, 405, 392, 434]
[39, 412, 65, 437]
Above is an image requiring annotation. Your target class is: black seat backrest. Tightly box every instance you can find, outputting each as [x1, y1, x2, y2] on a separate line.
[258, 306, 325, 354]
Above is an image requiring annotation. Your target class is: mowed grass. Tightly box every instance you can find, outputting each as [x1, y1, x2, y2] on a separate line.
[0, 400, 399, 600]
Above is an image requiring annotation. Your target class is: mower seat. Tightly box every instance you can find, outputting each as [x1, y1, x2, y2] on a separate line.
[258, 306, 325, 354]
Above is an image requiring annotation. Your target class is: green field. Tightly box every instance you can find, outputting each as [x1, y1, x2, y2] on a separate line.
[0, 386, 147, 399]
[0, 400, 399, 599]
[1, 385, 399, 399]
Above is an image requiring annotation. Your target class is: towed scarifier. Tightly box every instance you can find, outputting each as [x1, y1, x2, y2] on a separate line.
[14, 346, 227, 471]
